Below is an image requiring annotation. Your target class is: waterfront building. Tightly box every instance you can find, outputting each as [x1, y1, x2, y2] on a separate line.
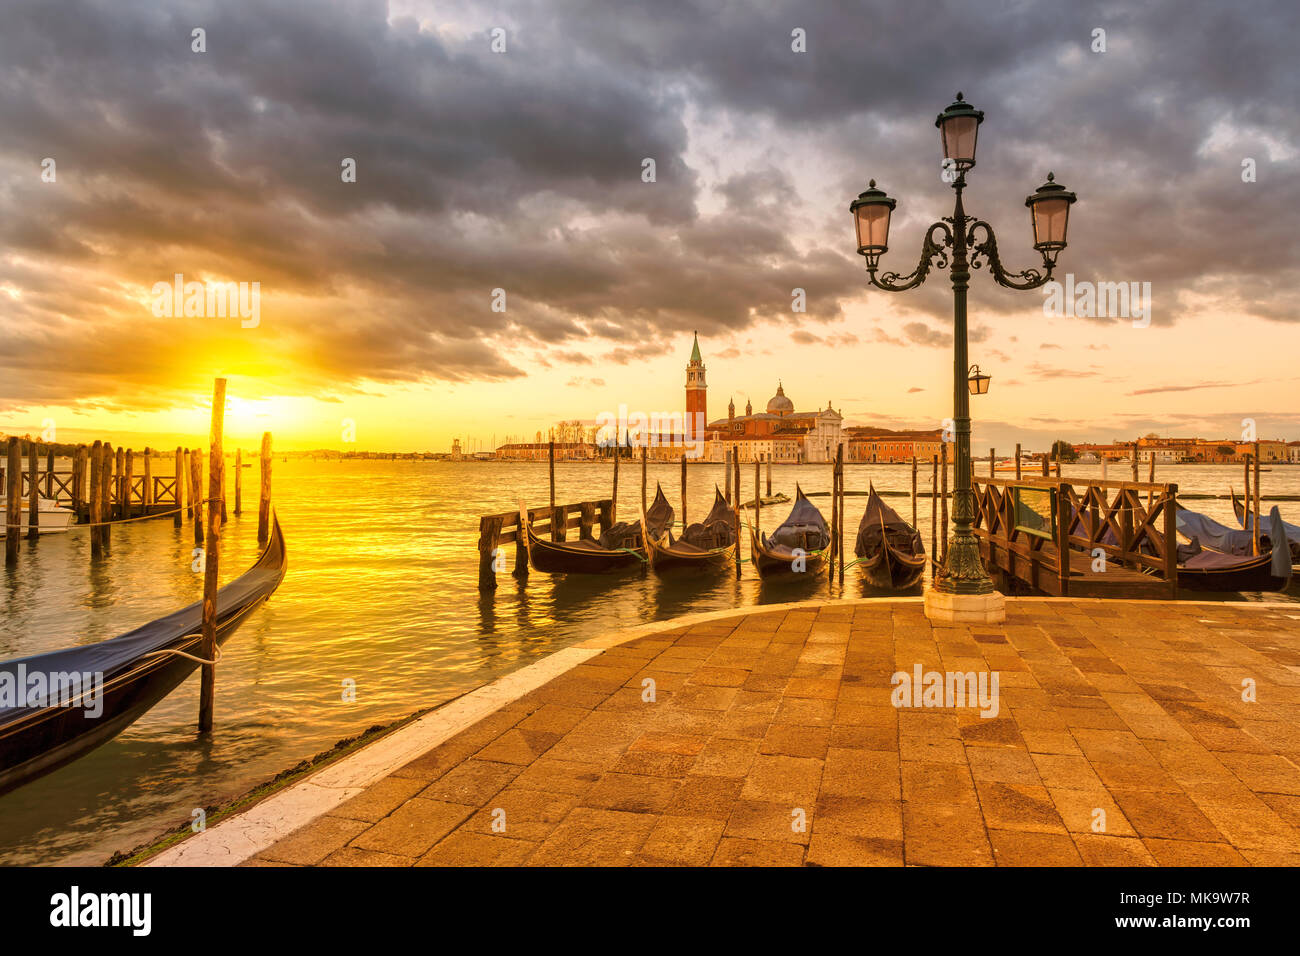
[845, 426, 944, 463]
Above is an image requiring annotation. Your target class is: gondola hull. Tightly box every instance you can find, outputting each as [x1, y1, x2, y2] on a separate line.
[1177, 551, 1290, 592]
[0, 516, 287, 797]
[750, 526, 829, 578]
[854, 486, 926, 590]
[858, 545, 926, 590]
[643, 487, 737, 574]
[645, 534, 736, 572]
[524, 522, 643, 574]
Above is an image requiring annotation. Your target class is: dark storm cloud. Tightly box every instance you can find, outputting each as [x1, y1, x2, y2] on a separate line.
[0, 0, 1296, 411]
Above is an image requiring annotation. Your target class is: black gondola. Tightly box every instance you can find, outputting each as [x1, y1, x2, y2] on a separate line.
[519, 485, 673, 574]
[1232, 488, 1300, 563]
[1176, 504, 1292, 592]
[644, 486, 737, 572]
[0, 513, 287, 797]
[750, 485, 830, 578]
[855, 484, 926, 590]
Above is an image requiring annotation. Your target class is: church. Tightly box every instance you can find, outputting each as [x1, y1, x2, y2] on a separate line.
[684, 334, 845, 463]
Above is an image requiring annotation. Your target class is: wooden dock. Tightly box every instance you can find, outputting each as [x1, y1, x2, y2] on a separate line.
[971, 475, 1179, 599]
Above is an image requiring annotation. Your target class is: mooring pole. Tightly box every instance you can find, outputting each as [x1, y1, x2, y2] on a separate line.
[4, 440, 20, 564]
[199, 378, 226, 733]
[234, 448, 242, 515]
[837, 444, 845, 585]
[912, 454, 918, 528]
[258, 432, 272, 546]
[931, 454, 939, 574]
[611, 448, 619, 524]
[190, 449, 204, 548]
[27, 440, 39, 540]
[1014, 443, 1022, 481]
[101, 443, 113, 554]
[828, 451, 837, 585]
[680, 453, 687, 529]
[1253, 442, 1262, 555]
[89, 442, 103, 559]
[940, 442, 949, 564]
[641, 445, 647, 515]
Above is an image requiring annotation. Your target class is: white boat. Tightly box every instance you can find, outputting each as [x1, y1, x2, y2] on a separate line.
[0, 497, 77, 536]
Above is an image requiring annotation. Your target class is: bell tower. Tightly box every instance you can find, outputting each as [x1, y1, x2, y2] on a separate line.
[685, 331, 707, 441]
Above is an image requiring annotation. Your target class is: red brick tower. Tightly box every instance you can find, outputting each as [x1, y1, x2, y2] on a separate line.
[685, 331, 707, 441]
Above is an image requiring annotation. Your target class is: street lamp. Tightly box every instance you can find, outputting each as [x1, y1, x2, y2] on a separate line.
[850, 92, 1077, 617]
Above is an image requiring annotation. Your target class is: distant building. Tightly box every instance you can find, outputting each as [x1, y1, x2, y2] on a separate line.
[496, 441, 593, 461]
[845, 426, 944, 463]
[708, 383, 844, 463]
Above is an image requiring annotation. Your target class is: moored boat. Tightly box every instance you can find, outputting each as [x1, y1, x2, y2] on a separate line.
[1232, 489, 1300, 563]
[519, 485, 673, 574]
[0, 497, 76, 536]
[643, 487, 737, 572]
[855, 484, 926, 590]
[750, 485, 830, 578]
[1177, 505, 1291, 592]
[0, 513, 287, 796]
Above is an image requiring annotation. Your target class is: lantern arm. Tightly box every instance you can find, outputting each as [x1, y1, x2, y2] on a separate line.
[966, 220, 1053, 291]
[868, 221, 952, 292]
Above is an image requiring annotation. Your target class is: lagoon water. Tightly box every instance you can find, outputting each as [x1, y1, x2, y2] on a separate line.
[1, 459, 1296, 864]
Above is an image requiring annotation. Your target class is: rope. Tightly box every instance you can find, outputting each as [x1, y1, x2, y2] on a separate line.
[140, 633, 223, 666]
[4, 496, 229, 531]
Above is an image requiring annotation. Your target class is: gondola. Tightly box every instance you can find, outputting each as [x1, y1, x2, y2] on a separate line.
[750, 485, 830, 578]
[855, 484, 926, 590]
[643, 486, 737, 572]
[0, 513, 287, 797]
[1176, 505, 1292, 592]
[1232, 488, 1300, 563]
[519, 485, 673, 574]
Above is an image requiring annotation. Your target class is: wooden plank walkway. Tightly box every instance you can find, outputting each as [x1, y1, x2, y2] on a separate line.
[208, 598, 1300, 867]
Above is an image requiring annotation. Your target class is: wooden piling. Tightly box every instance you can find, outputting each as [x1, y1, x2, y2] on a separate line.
[89, 442, 103, 560]
[189, 447, 203, 547]
[478, 514, 503, 591]
[765, 454, 772, 497]
[1131, 441, 1139, 482]
[100, 444, 113, 554]
[930, 455, 938, 573]
[1041, 453, 1049, 478]
[115, 446, 125, 520]
[219, 451, 228, 526]
[989, 448, 995, 479]
[198, 377, 226, 734]
[73, 445, 86, 510]
[611, 450, 619, 524]
[144, 447, 154, 509]
[828, 451, 837, 585]
[680, 453, 687, 529]
[1014, 443, 1022, 480]
[940, 442, 949, 564]
[724, 448, 732, 504]
[1147, 454, 1155, 509]
[754, 460, 761, 539]
[123, 448, 134, 521]
[733, 452, 741, 577]
[548, 440, 556, 510]
[257, 432, 272, 546]
[4, 440, 19, 564]
[640, 446, 647, 515]
[45, 446, 54, 498]
[27, 440, 39, 540]
[837, 444, 845, 585]
[174, 447, 185, 527]
[911, 455, 918, 528]
[234, 448, 243, 515]
[579, 501, 595, 540]
[1253, 441, 1262, 556]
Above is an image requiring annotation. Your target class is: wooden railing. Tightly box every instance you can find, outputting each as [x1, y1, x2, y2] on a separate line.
[477, 498, 616, 589]
[970, 476, 1179, 598]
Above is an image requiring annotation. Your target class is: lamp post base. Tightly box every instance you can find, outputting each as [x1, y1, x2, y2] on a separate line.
[923, 587, 1006, 626]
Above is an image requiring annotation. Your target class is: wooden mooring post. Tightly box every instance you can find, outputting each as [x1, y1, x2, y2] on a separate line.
[765, 454, 772, 497]
[940, 442, 949, 564]
[174, 447, 185, 527]
[115, 446, 125, 520]
[123, 448, 134, 521]
[257, 432, 272, 546]
[610, 449, 619, 524]
[724, 448, 732, 504]
[1253, 442, 1262, 555]
[4, 440, 20, 564]
[190, 448, 204, 547]
[828, 449, 838, 585]
[44, 446, 54, 498]
[1014, 443, 1022, 480]
[100, 443, 113, 554]
[640, 446, 647, 515]
[836, 444, 845, 585]
[144, 447, 154, 510]
[733, 451, 741, 577]
[912, 455, 918, 528]
[680, 453, 687, 529]
[234, 448, 243, 515]
[989, 448, 995, 480]
[753, 459, 761, 541]
[930, 454, 938, 573]
[89, 442, 103, 559]
[198, 378, 226, 733]
[27, 440, 39, 540]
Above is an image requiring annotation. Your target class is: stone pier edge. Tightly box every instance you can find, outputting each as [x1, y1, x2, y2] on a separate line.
[146, 595, 1297, 867]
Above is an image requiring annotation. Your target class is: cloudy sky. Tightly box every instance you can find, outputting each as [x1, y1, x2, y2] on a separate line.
[1, 0, 1297, 452]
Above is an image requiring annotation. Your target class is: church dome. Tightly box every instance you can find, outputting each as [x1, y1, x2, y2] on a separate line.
[767, 382, 794, 416]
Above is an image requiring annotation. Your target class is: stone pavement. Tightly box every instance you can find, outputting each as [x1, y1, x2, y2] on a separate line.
[246, 599, 1300, 866]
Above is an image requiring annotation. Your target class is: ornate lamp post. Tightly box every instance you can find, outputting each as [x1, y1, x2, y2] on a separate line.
[850, 93, 1077, 621]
